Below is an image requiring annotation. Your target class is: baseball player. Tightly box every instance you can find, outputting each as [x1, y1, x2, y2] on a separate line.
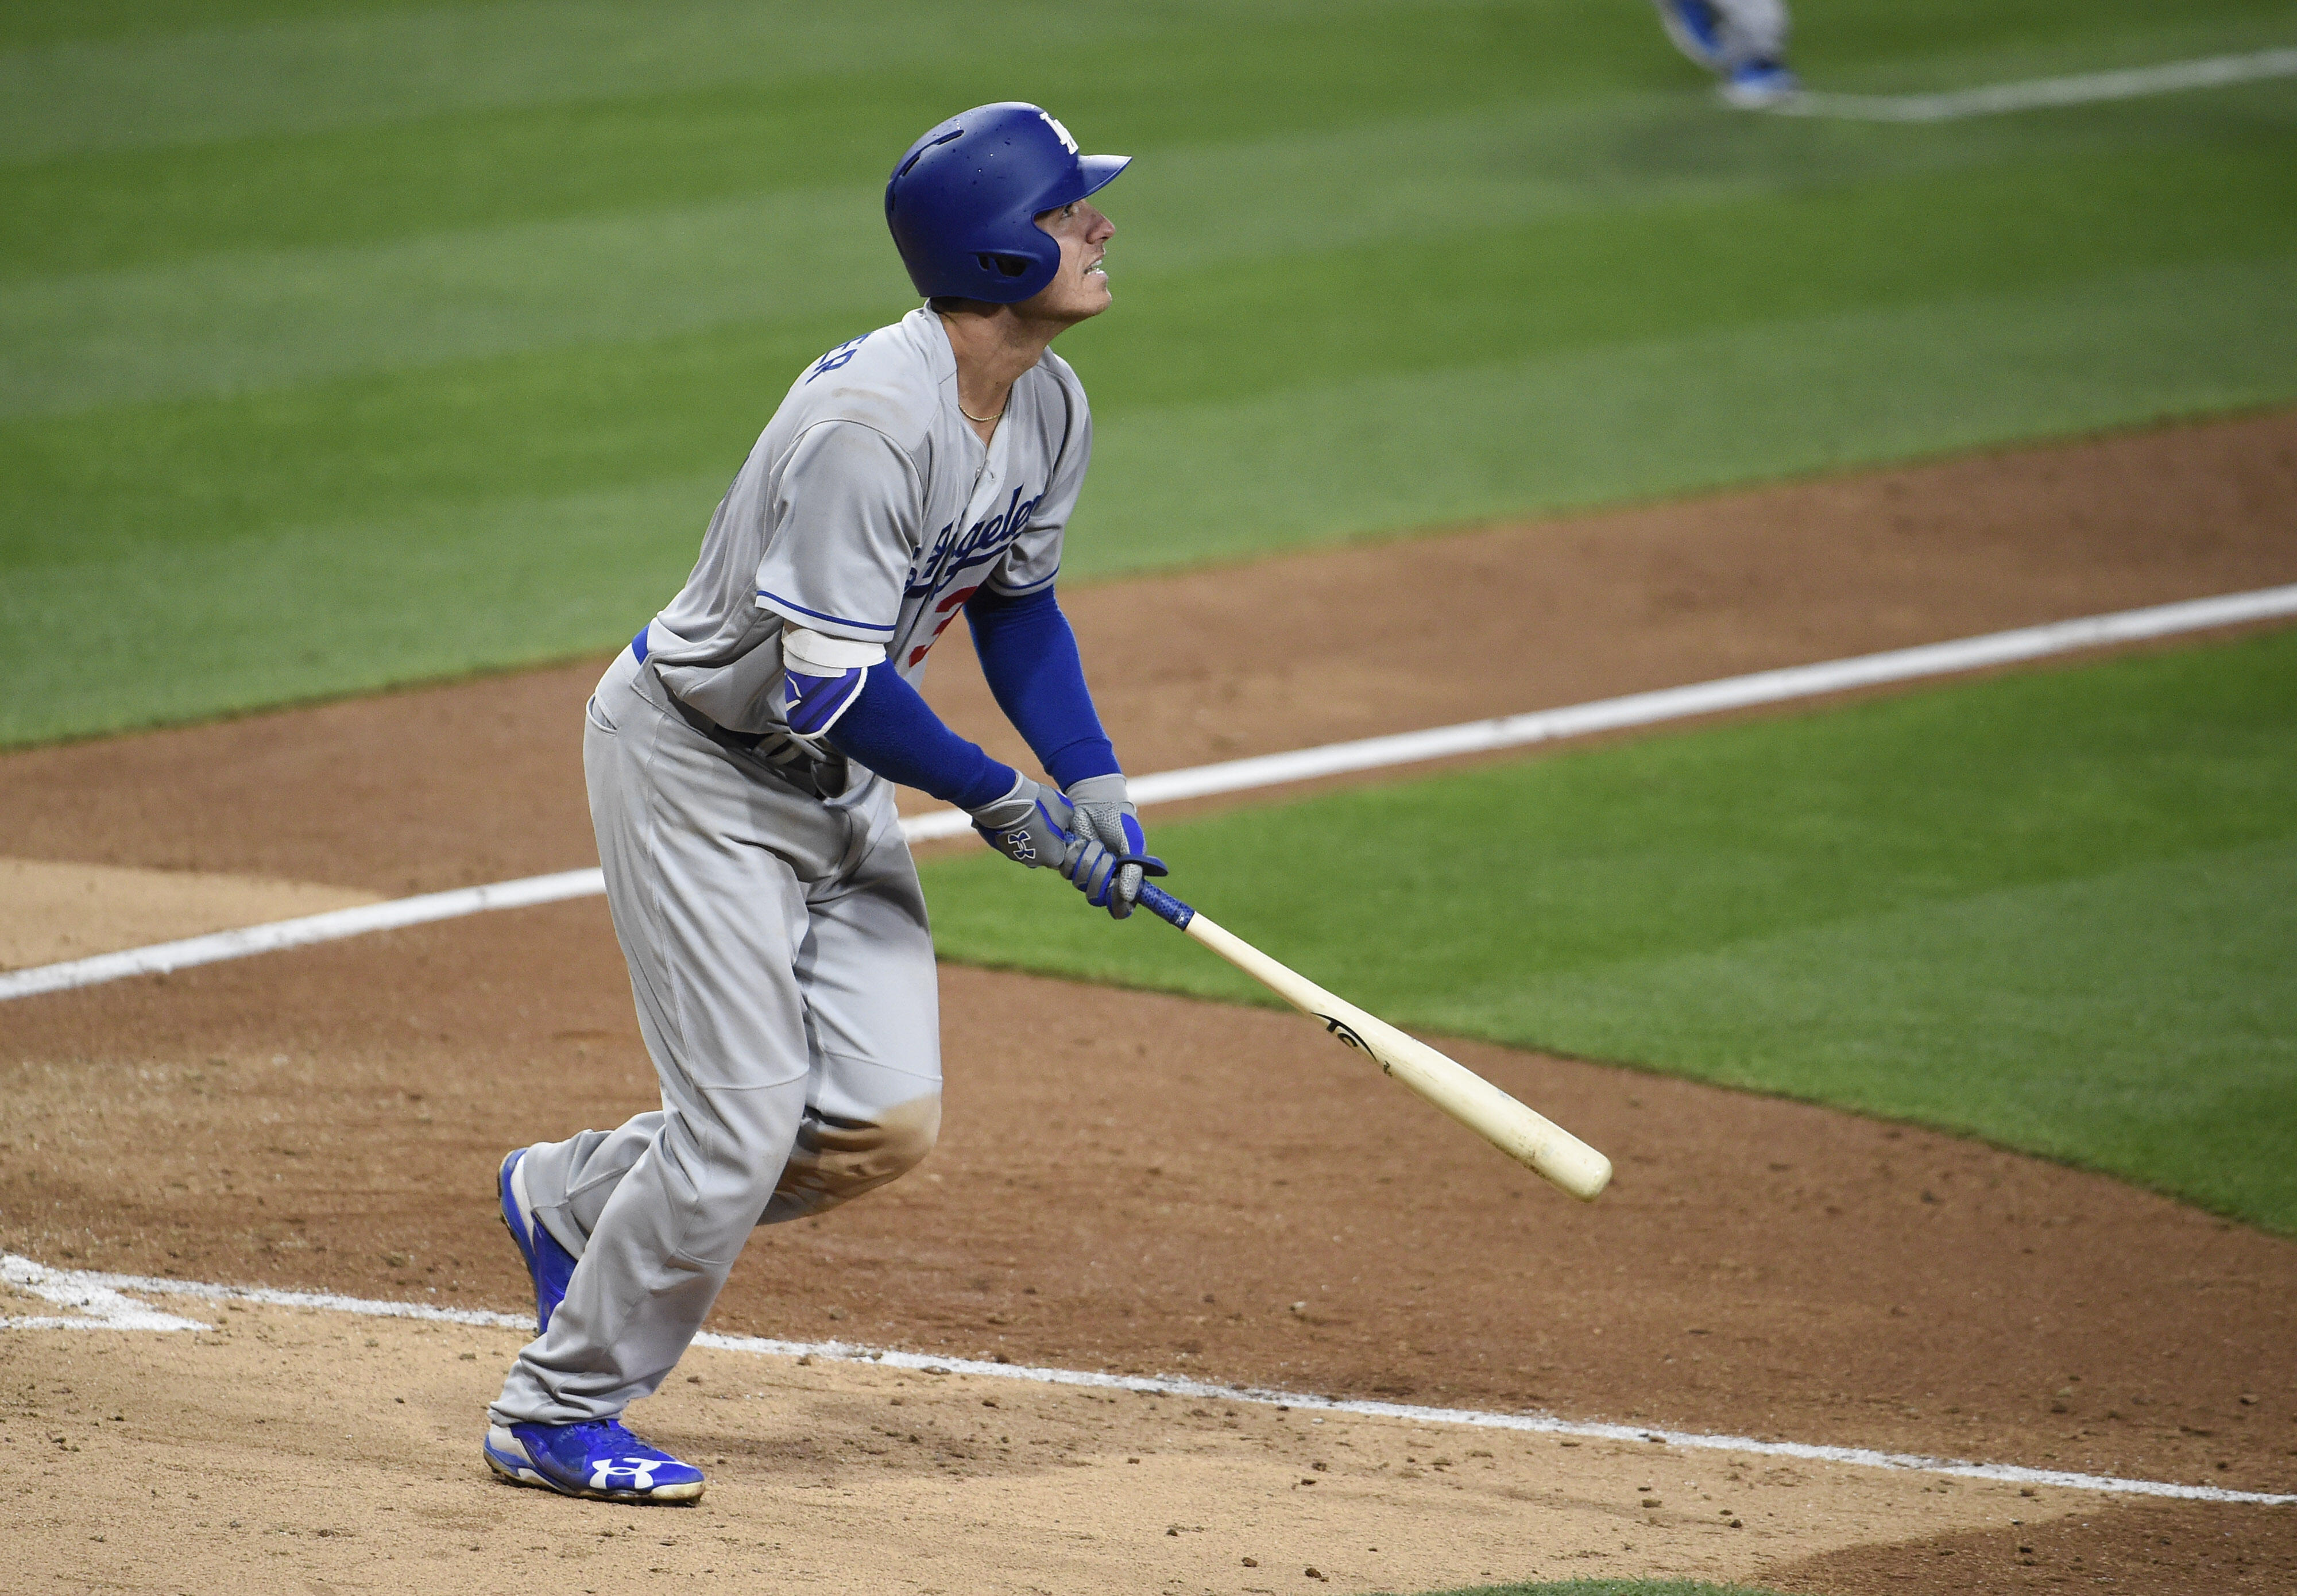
[482, 103, 1158, 1504]
[1653, 0, 1799, 106]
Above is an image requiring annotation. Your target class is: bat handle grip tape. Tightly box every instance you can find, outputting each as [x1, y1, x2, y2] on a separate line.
[1135, 881, 1195, 930]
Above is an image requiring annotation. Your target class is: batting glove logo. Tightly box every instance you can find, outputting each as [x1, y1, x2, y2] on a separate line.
[1004, 827, 1037, 863]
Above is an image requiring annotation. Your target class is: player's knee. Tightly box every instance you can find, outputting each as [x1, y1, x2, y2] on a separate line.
[850, 1093, 941, 1187]
[761, 1093, 941, 1223]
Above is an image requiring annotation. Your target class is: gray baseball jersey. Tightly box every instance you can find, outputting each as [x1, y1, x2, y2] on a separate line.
[644, 307, 1094, 735]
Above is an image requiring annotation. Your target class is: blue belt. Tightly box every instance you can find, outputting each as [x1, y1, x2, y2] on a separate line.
[629, 626, 649, 663]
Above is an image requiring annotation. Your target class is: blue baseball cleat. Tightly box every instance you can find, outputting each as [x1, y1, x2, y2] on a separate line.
[485, 1419, 706, 1503]
[1720, 59, 1802, 108]
[497, 1147, 577, 1334]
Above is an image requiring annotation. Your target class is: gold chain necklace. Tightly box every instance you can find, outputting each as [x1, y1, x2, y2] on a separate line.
[958, 398, 1006, 424]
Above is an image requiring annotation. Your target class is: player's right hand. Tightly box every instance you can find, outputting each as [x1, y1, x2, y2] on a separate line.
[1060, 773, 1167, 919]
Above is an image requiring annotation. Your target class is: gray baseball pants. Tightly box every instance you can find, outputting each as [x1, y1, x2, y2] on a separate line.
[492, 645, 941, 1427]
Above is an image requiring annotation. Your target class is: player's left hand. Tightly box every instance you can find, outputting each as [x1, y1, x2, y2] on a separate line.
[1062, 774, 1167, 919]
[969, 776, 1081, 870]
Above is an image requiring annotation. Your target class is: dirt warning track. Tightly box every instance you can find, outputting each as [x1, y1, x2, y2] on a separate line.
[5, 411, 2297, 1593]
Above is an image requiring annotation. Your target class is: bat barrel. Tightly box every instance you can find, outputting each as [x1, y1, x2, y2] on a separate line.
[1138, 883, 1611, 1202]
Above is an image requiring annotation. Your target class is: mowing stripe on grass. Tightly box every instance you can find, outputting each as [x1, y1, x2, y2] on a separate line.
[5, 1253, 2288, 1507]
[1782, 47, 2297, 122]
[3, 581, 2292, 1005]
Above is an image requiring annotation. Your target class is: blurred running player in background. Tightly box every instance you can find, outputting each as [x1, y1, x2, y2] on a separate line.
[1654, 0, 1799, 107]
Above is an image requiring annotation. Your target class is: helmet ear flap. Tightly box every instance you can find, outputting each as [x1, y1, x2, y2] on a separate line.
[976, 253, 1034, 280]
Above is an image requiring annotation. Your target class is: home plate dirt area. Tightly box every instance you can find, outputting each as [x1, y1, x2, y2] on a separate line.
[6, 412, 2297, 1594]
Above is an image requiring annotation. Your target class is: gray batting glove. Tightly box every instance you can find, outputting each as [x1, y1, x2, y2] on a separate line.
[1061, 773, 1168, 919]
[969, 775, 1140, 915]
[968, 776, 1081, 870]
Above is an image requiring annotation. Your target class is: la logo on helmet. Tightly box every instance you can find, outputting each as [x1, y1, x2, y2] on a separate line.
[1038, 110, 1078, 154]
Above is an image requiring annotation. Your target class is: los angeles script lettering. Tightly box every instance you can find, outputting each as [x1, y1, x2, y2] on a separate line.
[904, 484, 1043, 599]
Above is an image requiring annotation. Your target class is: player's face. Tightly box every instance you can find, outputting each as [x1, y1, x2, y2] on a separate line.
[1021, 199, 1115, 324]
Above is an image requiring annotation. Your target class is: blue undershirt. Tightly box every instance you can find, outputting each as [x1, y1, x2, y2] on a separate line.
[823, 586, 1117, 807]
[965, 586, 1120, 788]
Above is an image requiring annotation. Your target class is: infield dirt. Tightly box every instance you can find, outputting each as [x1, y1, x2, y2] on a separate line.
[0, 1299, 2115, 1595]
[5, 411, 2296, 1593]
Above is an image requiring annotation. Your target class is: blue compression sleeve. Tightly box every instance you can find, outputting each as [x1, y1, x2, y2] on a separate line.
[964, 586, 1120, 789]
[825, 662, 1016, 810]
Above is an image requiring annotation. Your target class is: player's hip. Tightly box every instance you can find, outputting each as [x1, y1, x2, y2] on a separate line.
[587, 646, 900, 887]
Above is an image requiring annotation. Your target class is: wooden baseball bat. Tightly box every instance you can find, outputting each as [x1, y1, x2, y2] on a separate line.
[1135, 882, 1612, 1201]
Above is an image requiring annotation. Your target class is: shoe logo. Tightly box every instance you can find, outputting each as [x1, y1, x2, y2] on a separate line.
[591, 1456, 664, 1491]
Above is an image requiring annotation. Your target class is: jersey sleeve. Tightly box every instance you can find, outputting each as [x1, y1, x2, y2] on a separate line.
[987, 400, 1091, 598]
[752, 420, 921, 643]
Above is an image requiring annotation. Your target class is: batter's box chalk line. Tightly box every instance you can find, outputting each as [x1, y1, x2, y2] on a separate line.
[4, 1254, 2289, 1508]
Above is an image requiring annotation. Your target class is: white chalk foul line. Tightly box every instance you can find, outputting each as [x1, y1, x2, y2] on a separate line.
[2, 1254, 210, 1332]
[0, 866, 606, 1003]
[5, 581, 2294, 1005]
[1110, 583, 2297, 807]
[3, 1255, 2288, 1508]
[1778, 46, 2297, 122]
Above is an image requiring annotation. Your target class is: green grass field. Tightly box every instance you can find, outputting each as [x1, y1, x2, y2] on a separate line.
[5, 0, 2295, 744]
[923, 631, 2297, 1233]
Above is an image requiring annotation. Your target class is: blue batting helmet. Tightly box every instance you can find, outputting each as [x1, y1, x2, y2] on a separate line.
[885, 103, 1130, 304]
